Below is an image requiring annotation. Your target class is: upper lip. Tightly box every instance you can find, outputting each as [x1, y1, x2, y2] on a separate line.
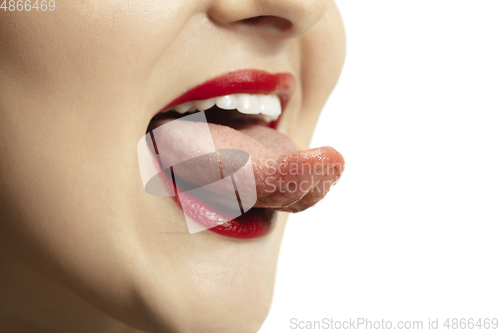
[156, 69, 296, 116]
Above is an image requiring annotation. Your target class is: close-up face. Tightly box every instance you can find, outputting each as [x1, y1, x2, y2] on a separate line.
[0, 1, 345, 332]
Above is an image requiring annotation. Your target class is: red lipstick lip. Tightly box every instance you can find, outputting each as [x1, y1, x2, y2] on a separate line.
[157, 69, 296, 123]
[170, 189, 277, 239]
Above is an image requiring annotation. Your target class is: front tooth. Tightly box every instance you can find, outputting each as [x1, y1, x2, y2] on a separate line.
[259, 95, 282, 119]
[259, 95, 275, 117]
[215, 95, 237, 110]
[194, 98, 216, 111]
[236, 94, 260, 114]
[175, 101, 194, 114]
[269, 95, 282, 119]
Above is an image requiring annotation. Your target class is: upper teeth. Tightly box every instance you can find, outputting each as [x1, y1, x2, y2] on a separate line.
[163, 94, 282, 122]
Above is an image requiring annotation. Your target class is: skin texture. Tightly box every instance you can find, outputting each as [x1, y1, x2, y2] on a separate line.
[0, 1, 345, 332]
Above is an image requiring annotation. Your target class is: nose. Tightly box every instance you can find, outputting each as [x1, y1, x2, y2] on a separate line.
[207, 0, 331, 40]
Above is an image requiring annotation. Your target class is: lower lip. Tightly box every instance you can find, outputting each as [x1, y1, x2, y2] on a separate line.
[170, 188, 277, 239]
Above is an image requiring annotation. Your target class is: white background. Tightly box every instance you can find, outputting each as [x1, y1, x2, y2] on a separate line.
[260, 1, 500, 332]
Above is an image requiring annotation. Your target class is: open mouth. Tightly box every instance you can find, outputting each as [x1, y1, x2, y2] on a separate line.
[144, 69, 344, 239]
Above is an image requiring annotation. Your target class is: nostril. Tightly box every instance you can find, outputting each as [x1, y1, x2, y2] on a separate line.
[241, 15, 292, 32]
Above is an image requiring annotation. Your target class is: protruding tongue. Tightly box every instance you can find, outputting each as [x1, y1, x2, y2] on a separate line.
[150, 116, 344, 213]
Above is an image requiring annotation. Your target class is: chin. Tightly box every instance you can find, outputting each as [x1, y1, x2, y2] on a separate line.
[122, 212, 289, 333]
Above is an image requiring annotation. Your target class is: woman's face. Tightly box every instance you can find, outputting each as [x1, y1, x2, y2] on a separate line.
[0, 1, 345, 332]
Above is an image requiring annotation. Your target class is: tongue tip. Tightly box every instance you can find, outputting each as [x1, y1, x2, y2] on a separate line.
[292, 145, 345, 172]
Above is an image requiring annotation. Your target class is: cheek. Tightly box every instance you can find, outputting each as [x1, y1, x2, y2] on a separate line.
[0, 0, 194, 228]
[0, 0, 194, 315]
[293, 2, 346, 147]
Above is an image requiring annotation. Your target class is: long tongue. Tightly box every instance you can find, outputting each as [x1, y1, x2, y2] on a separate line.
[150, 117, 344, 213]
